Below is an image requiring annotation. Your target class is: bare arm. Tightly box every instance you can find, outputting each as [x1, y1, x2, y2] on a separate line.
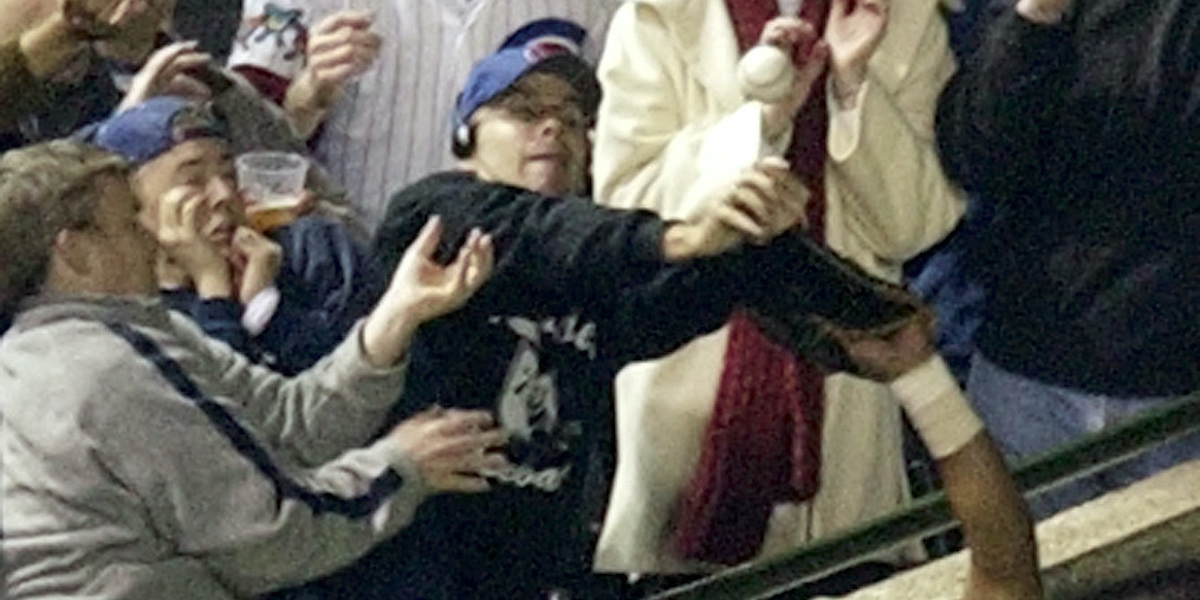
[943, 433, 1043, 600]
[827, 316, 1043, 599]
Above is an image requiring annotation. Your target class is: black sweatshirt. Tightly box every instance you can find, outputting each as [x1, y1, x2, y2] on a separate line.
[937, 0, 1200, 397]
[302, 171, 908, 600]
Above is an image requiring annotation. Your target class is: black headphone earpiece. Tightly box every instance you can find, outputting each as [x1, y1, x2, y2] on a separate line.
[451, 123, 476, 159]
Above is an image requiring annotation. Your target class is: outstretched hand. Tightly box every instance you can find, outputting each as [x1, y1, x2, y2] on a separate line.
[388, 216, 493, 324]
[387, 406, 509, 494]
[361, 216, 494, 367]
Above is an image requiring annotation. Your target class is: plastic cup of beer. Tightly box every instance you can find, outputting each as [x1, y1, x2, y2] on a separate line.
[236, 151, 309, 232]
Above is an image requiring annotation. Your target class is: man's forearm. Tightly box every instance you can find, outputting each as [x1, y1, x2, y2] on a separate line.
[940, 434, 1043, 600]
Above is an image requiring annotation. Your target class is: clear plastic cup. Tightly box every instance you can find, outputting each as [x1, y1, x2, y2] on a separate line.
[235, 151, 309, 232]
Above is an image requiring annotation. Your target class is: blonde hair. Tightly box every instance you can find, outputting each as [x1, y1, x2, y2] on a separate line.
[0, 140, 129, 316]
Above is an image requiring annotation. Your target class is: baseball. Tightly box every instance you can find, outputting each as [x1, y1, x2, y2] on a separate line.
[737, 45, 795, 103]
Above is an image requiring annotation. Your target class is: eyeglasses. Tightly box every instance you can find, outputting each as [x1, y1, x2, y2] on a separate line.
[492, 91, 590, 130]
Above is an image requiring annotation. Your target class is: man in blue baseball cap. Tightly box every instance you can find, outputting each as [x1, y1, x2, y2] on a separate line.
[448, 17, 601, 199]
[89, 95, 386, 375]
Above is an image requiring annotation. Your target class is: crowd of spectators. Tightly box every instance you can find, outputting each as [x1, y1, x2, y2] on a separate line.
[3, 0, 1196, 598]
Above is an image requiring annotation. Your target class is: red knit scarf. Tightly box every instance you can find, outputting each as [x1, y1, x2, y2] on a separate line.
[673, 0, 831, 566]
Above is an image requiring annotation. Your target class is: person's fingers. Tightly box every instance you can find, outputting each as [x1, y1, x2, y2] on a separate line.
[728, 178, 774, 227]
[439, 408, 497, 433]
[164, 51, 212, 76]
[163, 73, 212, 100]
[715, 197, 769, 242]
[456, 229, 496, 295]
[140, 41, 199, 79]
[309, 27, 381, 60]
[754, 159, 811, 217]
[465, 234, 494, 293]
[177, 190, 204, 236]
[452, 229, 481, 289]
[404, 215, 443, 262]
[474, 428, 510, 450]
[158, 186, 195, 233]
[307, 43, 359, 71]
[478, 450, 510, 473]
[441, 228, 479, 291]
[310, 9, 374, 37]
[760, 17, 812, 47]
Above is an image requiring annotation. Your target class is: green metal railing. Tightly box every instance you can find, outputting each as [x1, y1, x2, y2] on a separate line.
[649, 392, 1200, 600]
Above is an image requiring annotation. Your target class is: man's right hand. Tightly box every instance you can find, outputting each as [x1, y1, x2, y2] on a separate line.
[662, 156, 810, 261]
[152, 186, 233, 299]
[386, 407, 509, 494]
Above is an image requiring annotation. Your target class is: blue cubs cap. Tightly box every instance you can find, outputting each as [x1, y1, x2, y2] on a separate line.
[90, 96, 229, 165]
[452, 18, 600, 134]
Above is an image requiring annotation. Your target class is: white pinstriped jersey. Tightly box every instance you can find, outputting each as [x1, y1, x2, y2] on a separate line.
[229, 0, 622, 232]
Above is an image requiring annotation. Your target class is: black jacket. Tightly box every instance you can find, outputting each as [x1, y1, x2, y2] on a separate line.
[300, 171, 907, 600]
[937, 0, 1200, 396]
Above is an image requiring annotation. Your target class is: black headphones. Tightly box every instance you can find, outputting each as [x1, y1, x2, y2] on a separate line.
[451, 123, 475, 159]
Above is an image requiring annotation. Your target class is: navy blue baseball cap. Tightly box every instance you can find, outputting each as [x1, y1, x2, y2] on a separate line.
[89, 96, 229, 165]
[451, 18, 601, 133]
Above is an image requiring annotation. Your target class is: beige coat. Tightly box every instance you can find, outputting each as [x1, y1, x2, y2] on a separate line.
[591, 0, 966, 573]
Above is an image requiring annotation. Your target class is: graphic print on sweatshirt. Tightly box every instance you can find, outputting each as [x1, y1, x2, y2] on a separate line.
[483, 313, 597, 493]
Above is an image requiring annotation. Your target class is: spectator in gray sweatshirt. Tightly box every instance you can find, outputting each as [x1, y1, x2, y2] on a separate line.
[0, 139, 507, 599]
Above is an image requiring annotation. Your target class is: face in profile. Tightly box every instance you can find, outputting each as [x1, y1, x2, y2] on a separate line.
[467, 72, 591, 197]
[131, 138, 243, 250]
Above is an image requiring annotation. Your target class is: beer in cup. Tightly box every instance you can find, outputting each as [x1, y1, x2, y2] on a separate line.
[236, 151, 309, 232]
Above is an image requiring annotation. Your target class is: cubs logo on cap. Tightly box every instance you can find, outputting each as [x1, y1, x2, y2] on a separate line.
[451, 19, 599, 135]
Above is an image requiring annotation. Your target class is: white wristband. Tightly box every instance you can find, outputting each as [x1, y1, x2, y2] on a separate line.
[890, 356, 984, 459]
[241, 285, 281, 336]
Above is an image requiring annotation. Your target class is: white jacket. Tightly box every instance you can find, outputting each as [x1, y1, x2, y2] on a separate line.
[592, 0, 966, 573]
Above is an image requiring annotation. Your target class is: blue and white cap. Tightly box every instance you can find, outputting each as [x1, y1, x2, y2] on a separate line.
[89, 97, 229, 165]
[451, 18, 600, 135]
